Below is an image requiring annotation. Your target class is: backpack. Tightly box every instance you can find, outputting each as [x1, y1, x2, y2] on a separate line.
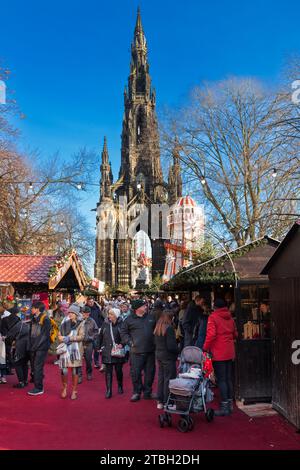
[40, 313, 59, 344]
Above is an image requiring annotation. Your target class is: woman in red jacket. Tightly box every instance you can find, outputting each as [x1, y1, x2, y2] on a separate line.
[203, 298, 238, 416]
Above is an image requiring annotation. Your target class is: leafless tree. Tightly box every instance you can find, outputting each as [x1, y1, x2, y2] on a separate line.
[162, 77, 299, 247]
[0, 65, 96, 269]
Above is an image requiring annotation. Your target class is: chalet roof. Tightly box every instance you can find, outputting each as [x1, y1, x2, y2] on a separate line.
[0, 255, 57, 284]
[261, 221, 300, 274]
[0, 251, 87, 291]
[163, 236, 280, 290]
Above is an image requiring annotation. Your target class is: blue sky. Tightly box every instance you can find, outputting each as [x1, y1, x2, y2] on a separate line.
[1, 0, 300, 228]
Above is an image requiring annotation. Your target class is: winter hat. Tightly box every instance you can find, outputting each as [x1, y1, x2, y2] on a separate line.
[82, 306, 91, 314]
[68, 304, 81, 316]
[131, 299, 147, 311]
[214, 298, 227, 309]
[109, 308, 121, 319]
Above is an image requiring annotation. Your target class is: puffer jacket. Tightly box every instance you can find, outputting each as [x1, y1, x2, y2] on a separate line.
[203, 307, 238, 361]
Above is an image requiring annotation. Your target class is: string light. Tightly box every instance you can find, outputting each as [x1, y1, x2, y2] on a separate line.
[76, 182, 83, 190]
[29, 182, 33, 190]
[272, 168, 278, 178]
[137, 183, 142, 190]
[201, 177, 206, 185]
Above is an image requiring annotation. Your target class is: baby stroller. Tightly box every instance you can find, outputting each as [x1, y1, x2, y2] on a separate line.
[158, 346, 215, 432]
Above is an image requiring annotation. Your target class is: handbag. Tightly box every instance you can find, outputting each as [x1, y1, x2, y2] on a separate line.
[110, 323, 125, 358]
[56, 342, 67, 356]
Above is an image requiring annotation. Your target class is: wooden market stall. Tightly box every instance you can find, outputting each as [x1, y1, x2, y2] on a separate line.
[0, 250, 87, 312]
[163, 236, 280, 404]
[261, 221, 300, 430]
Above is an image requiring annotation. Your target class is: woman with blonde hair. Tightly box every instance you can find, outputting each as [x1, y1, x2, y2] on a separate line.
[154, 310, 178, 409]
[57, 304, 84, 400]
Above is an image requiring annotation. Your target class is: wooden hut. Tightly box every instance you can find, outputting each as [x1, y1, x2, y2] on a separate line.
[261, 221, 300, 429]
[0, 250, 87, 309]
[163, 236, 280, 403]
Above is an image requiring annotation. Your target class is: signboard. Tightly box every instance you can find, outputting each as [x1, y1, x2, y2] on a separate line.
[32, 292, 49, 309]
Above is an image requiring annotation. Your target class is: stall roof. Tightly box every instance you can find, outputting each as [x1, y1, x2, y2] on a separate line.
[163, 236, 280, 291]
[0, 255, 57, 284]
[261, 221, 300, 274]
[0, 251, 87, 291]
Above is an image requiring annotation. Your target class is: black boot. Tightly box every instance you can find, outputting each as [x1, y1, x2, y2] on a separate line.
[228, 399, 234, 413]
[214, 401, 231, 416]
[115, 366, 123, 394]
[105, 369, 112, 399]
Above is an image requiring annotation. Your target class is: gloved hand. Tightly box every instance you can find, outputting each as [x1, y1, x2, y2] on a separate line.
[63, 336, 71, 344]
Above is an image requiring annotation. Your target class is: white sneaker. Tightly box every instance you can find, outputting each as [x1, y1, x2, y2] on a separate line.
[157, 402, 164, 410]
[1, 377, 7, 384]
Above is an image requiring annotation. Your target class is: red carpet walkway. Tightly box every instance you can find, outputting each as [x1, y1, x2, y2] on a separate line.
[0, 358, 300, 450]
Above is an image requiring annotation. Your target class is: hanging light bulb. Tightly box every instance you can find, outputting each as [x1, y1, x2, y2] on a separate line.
[272, 168, 277, 178]
[29, 182, 33, 190]
[137, 183, 142, 190]
[60, 220, 64, 226]
[201, 177, 206, 185]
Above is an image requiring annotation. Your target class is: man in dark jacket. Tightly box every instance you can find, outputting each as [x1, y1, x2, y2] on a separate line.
[182, 296, 205, 347]
[82, 306, 98, 380]
[120, 299, 156, 402]
[86, 298, 103, 368]
[28, 301, 51, 396]
[6, 319, 30, 388]
[1, 305, 21, 375]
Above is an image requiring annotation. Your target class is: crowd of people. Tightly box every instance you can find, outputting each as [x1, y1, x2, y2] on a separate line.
[0, 293, 238, 416]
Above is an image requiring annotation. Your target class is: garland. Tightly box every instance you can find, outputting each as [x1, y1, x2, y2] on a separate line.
[48, 249, 77, 278]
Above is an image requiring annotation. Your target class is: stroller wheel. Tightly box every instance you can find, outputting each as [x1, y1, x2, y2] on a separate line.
[205, 408, 215, 423]
[177, 418, 189, 433]
[165, 413, 172, 427]
[187, 416, 194, 431]
[159, 414, 165, 428]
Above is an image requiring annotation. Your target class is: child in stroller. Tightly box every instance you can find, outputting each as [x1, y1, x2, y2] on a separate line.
[158, 346, 214, 432]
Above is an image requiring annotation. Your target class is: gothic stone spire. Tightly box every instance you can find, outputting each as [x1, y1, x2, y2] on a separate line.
[100, 137, 113, 200]
[168, 139, 183, 204]
[118, 8, 163, 202]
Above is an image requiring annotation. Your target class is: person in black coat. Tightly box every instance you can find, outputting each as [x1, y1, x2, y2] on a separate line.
[154, 310, 178, 408]
[98, 308, 125, 399]
[0, 305, 21, 376]
[6, 319, 30, 388]
[86, 298, 103, 369]
[120, 299, 156, 402]
[28, 301, 51, 395]
[182, 296, 205, 347]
